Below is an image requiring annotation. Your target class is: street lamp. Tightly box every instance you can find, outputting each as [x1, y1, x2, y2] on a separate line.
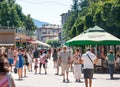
[7, 20, 10, 29]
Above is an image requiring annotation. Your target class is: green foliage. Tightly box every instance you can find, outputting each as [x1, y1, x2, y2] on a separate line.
[0, 0, 36, 30]
[46, 40, 61, 48]
[25, 14, 37, 30]
[63, 0, 120, 40]
[85, 13, 94, 29]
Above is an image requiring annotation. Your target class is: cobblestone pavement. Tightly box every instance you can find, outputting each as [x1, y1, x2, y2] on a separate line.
[11, 59, 120, 87]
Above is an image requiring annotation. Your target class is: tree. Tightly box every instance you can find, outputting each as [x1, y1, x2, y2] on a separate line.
[46, 40, 61, 48]
[63, 0, 120, 40]
[0, 0, 36, 30]
[25, 14, 37, 30]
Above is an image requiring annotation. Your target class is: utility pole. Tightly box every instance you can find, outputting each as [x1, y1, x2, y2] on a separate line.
[7, 20, 10, 29]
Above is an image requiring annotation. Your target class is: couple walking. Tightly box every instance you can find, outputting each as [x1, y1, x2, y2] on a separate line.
[59, 46, 97, 87]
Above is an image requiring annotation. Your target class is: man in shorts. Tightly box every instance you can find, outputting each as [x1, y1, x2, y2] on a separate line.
[81, 48, 97, 87]
[59, 46, 70, 83]
[33, 48, 39, 74]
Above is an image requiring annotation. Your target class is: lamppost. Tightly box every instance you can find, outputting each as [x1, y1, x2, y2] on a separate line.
[7, 20, 10, 29]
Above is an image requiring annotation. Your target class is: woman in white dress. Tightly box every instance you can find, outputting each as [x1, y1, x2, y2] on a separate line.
[71, 48, 82, 82]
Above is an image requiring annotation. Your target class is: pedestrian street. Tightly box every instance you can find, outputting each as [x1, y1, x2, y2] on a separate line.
[12, 59, 120, 87]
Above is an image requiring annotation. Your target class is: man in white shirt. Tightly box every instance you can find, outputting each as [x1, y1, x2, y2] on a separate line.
[81, 48, 97, 87]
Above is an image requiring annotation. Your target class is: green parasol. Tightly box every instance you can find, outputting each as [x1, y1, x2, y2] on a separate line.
[66, 26, 120, 46]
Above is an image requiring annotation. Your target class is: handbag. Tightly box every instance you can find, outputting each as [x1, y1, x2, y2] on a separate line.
[14, 68, 17, 74]
[26, 62, 29, 66]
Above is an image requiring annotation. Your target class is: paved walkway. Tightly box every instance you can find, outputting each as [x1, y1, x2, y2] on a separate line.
[11, 59, 120, 87]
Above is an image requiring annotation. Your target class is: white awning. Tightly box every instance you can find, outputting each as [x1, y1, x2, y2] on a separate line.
[0, 44, 14, 46]
[29, 40, 51, 47]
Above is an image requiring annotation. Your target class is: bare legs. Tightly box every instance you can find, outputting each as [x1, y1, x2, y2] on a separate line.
[85, 79, 92, 87]
[39, 63, 47, 74]
[28, 63, 32, 71]
[18, 68, 23, 80]
[23, 65, 28, 77]
[63, 71, 69, 82]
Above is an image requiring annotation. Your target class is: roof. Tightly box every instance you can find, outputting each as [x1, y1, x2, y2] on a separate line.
[16, 34, 31, 40]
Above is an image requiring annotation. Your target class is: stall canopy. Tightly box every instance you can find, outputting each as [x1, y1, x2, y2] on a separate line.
[29, 40, 51, 47]
[66, 26, 120, 46]
[16, 34, 31, 42]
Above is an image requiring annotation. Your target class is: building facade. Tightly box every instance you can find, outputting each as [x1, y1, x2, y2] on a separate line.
[61, 12, 71, 26]
[36, 24, 61, 42]
[60, 12, 71, 44]
[0, 29, 16, 48]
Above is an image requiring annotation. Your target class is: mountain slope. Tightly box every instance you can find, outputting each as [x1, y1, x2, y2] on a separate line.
[33, 18, 49, 28]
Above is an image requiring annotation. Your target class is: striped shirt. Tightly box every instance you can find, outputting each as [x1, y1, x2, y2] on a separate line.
[0, 76, 8, 87]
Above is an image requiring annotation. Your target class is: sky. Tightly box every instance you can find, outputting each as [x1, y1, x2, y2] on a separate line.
[16, 0, 73, 25]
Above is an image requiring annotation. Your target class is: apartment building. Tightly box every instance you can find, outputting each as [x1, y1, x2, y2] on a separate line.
[36, 24, 61, 42]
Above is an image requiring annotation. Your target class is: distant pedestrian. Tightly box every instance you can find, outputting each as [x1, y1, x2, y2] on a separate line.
[47, 48, 51, 59]
[34, 58, 38, 74]
[39, 51, 47, 74]
[33, 48, 39, 74]
[27, 49, 33, 72]
[55, 48, 62, 75]
[7, 48, 14, 72]
[16, 49, 24, 80]
[81, 48, 97, 87]
[106, 50, 116, 79]
[59, 46, 70, 83]
[13, 48, 18, 66]
[52, 48, 58, 68]
[116, 54, 120, 71]
[68, 47, 73, 72]
[23, 49, 29, 77]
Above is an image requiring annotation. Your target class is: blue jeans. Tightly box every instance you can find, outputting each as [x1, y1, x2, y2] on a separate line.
[108, 64, 114, 79]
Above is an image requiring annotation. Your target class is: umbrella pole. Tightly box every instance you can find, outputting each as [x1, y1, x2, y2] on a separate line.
[95, 45, 97, 56]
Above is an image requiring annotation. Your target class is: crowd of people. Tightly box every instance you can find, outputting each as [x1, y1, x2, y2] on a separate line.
[0, 46, 51, 87]
[51, 46, 120, 87]
[0, 46, 120, 87]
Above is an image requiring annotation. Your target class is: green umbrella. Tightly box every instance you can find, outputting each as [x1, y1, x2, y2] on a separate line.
[66, 26, 120, 46]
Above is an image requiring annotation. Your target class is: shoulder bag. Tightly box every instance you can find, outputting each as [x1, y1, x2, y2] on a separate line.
[86, 54, 93, 64]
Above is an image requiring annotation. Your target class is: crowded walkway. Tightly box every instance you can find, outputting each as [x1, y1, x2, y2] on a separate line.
[0, 46, 120, 87]
[13, 59, 120, 87]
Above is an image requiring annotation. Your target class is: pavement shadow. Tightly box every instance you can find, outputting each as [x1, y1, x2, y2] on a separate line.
[92, 77, 97, 80]
[15, 79, 25, 81]
[22, 76, 29, 78]
[106, 77, 120, 80]
[38, 73, 47, 75]
[62, 81, 72, 83]
[62, 81, 84, 84]
[74, 81, 84, 83]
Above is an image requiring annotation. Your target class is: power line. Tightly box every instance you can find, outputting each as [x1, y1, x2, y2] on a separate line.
[16, 0, 71, 7]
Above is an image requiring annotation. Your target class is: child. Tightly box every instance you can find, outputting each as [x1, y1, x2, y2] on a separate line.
[39, 51, 47, 74]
